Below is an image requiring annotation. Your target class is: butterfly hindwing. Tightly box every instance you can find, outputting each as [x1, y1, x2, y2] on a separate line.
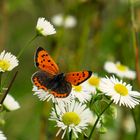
[51, 76, 72, 98]
[50, 91, 68, 98]
[65, 71, 92, 86]
[32, 71, 53, 91]
[35, 47, 59, 75]
[32, 71, 72, 98]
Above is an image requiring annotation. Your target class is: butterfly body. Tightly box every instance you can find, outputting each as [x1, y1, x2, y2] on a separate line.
[32, 47, 92, 98]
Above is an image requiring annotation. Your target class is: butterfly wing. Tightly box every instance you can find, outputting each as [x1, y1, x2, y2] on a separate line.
[50, 80, 72, 98]
[32, 71, 72, 98]
[35, 47, 59, 75]
[65, 71, 92, 86]
[32, 71, 53, 91]
[50, 91, 70, 98]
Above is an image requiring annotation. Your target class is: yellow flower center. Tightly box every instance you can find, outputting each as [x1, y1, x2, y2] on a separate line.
[88, 76, 100, 86]
[114, 84, 128, 96]
[0, 60, 10, 71]
[73, 85, 82, 92]
[116, 64, 127, 71]
[62, 112, 81, 126]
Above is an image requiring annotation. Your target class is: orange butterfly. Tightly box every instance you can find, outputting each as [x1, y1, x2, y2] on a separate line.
[32, 47, 92, 98]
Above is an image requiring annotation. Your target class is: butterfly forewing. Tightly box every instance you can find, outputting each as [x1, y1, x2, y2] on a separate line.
[35, 47, 59, 75]
[65, 71, 92, 86]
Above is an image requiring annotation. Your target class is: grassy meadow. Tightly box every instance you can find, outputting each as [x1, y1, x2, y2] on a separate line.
[0, 0, 140, 140]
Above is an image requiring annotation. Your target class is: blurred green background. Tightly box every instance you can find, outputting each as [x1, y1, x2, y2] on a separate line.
[0, 0, 140, 140]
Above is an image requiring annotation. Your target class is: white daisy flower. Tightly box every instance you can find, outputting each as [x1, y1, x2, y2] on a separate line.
[50, 101, 93, 139]
[0, 131, 7, 140]
[51, 14, 77, 28]
[64, 15, 77, 28]
[36, 17, 56, 36]
[71, 84, 92, 103]
[82, 74, 101, 94]
[0, 50, 19, 72]
[32, 85, 73, 103]
[3, 94, 20, 111]
[104, 61, 136, 79]
[99, 76, 140, 108]
[51, 14, 63, 27]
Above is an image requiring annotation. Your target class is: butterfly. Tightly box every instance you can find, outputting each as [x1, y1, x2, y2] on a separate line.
[32, 47, 92, 98]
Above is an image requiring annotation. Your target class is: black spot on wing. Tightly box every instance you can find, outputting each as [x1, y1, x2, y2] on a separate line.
[36, 62, 39, 67]
[76, 71, 92, 85]
[82, 72, 85, 77]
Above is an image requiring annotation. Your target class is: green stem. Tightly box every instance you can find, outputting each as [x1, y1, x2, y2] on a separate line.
[69, 130, 72, 140]
[1, 72, 10, 89]
[129, 0, 140, 86]
[130, 0, 135, 26]
[17, 34, 38, 59]
[0, 71, 18, 105]
[0, 72, 2, 92]
[88, 100, 113, 140]
[53, 102, 59, 119]
[89, 95, 94, 108]
[131, 109, 138, 140]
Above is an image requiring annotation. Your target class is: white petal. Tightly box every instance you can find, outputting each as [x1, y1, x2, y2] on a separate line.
[0, 131, 7, 140]
[36, 17, 56, 36]
[3, 94, 20, 111]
